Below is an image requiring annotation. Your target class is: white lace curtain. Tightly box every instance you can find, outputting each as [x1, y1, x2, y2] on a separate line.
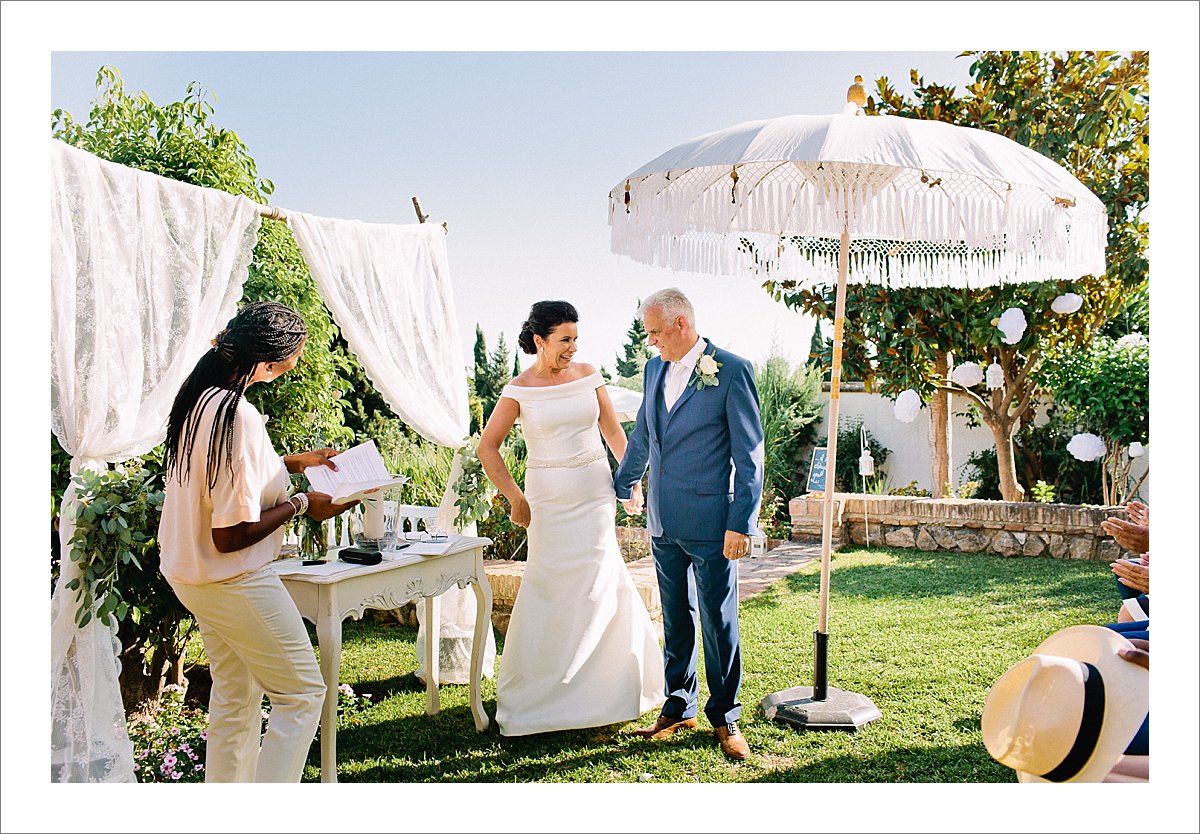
[50, 139, 262, 782]
[287, 213, 470, 448]
[51, 144, 488, 780]
[288, 212, 493, 683]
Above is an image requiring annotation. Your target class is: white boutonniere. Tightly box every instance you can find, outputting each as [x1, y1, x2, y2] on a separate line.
[689, 351, 722, 390]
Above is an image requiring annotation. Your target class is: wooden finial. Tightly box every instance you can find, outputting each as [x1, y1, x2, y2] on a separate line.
[412, 196, 429, 224]
[847, 75, 867, 107]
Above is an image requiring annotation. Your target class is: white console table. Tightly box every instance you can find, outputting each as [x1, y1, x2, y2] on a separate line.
[272, 535, 493, 782]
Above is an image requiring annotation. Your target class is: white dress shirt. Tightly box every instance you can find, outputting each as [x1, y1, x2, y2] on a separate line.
[664, 337, 708, 411]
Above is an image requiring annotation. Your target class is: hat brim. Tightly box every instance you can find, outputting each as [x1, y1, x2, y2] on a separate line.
[1014, 625, 1148, 783]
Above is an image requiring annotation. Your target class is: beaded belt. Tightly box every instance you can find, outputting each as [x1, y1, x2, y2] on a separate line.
[526, 448, 608, 469]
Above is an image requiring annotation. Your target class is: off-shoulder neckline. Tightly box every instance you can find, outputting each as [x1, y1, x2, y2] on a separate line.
[504, 371, 602, 391]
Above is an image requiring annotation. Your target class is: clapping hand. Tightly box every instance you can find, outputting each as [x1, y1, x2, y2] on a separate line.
[1100, 515, 1149, 555]
[1111, 553, 1149, 595]
[1125, 500, 1149, 527]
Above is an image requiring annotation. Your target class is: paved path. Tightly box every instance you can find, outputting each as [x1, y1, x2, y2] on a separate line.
[620, 539, 821, 603]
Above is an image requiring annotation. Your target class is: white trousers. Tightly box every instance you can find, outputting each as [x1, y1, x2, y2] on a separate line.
[170, 566, 325, 783]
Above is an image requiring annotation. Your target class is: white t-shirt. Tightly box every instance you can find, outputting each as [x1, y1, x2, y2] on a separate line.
[159, 389, 292, 585]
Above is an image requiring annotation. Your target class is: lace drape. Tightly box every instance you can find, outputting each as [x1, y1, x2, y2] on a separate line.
[413, 461, 497, 684]
[288, 212, 493, 684]
[50, 140, 261, 782]
[287, 213, 470, 448]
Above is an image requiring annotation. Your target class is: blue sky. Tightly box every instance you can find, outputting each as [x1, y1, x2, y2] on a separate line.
[48, 50, 976, 373]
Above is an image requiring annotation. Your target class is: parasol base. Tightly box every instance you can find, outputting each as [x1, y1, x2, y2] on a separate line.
[760, 686, 882, 732]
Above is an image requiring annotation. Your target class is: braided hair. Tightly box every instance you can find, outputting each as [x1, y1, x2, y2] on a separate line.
[164, 301, 307, 489]
[517, 300, 579, 354]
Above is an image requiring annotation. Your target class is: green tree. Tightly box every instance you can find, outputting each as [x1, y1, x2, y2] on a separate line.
[472, 325, 489, 397]
[469, 326, 514, 426]
[615, 304, 651, 378]
[1039, 334, 1148, 504]
[489, 334, 513, 392]
[755, 353, 823, 531]
[765, 51, 1148, 501]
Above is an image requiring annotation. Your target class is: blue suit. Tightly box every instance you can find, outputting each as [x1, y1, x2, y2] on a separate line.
[614, 342, 764, 726]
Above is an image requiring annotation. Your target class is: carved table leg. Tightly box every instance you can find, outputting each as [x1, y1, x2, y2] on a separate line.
[424, 594, 441, 715]
[315, 586, 342, 783]
[469, 555, 492, 731]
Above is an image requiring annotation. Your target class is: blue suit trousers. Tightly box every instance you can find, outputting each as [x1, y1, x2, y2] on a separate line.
[652, 534, 741, 727]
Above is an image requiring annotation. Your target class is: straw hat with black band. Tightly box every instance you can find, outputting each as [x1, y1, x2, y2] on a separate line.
[982, 625, 1149, 783]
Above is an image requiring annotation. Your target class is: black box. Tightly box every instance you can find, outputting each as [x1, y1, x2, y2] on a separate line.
[339, 547, 383, 566]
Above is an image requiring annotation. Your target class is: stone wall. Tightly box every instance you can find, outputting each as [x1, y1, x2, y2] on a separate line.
[788, 495, 1137, 561]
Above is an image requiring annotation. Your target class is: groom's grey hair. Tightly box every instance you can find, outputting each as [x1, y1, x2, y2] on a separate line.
[640, 288, 695, 327]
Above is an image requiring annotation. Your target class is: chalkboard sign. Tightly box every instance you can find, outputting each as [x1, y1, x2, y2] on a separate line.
[806, 447, 829, 493]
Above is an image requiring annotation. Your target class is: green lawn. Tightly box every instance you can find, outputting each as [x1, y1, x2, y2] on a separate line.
[222, 547, 1119, 782]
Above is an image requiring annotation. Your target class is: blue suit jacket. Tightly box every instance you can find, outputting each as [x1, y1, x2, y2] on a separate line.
[614, 342, 764, 541]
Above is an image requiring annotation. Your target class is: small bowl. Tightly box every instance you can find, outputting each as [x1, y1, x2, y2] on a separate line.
[353, 531, 396, 550]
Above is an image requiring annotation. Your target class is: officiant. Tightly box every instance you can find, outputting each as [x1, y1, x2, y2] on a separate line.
[157, 301, 359, 783]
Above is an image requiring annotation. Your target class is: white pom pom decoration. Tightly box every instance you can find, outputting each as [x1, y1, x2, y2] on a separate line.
[1127, 442, 1145, 458]
[1051, 293, 1083, 314]
[893, 389, 922, 423]
[1067, 432, 1107, 462]
[997, 308, 1027, 345]
[1115, 333, 1149, 350]
[951, 362, 984, 388]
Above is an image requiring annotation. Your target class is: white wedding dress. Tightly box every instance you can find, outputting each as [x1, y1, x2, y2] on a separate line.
[495, 372, 665, 736]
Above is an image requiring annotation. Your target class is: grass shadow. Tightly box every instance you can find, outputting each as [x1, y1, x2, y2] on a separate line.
[747, 742, 1012, 783]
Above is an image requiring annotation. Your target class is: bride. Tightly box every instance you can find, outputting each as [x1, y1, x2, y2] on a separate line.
[477, 300, 665, 736]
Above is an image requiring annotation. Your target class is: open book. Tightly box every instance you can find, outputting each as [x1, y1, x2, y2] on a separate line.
[303, 439, 408, 504]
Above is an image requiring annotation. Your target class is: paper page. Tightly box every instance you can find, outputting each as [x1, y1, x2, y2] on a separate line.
[271, 557, 363, 578]
[303, 440, 407, 502]
[1122, 596, 1148, 622]
[403, 535, 461, 556]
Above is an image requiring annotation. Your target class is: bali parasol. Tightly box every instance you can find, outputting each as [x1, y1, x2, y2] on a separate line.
[608, 76, 1107, 730]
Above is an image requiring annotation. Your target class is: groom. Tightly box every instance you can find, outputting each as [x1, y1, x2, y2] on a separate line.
[614, 288, 764, 760]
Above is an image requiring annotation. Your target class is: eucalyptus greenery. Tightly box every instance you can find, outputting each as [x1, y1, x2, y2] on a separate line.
[64, 458, 196, 707]
[65, 463, 164, 629]
[452, 437, 496, 529]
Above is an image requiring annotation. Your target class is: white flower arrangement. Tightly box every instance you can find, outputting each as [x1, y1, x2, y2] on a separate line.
[690, 351, 722, 390]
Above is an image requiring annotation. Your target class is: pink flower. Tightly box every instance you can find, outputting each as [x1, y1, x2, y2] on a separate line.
[195, 764, 204, 772]
[170, 727, 180, 736]
[172, 771, 183, 780]
[163, 755, 177, 767]
[199, 730, 208, 740]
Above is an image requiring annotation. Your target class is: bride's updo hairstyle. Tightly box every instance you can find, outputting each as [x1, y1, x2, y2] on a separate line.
[518, 300, 579, 355]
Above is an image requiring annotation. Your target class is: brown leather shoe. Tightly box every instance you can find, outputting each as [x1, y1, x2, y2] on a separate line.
[630, 714, 699, 739]
[714, 722, 751, 760]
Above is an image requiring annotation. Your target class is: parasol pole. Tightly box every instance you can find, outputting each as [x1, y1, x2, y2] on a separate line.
[760, 78, 881, 729]
[814, 224, 850, 700]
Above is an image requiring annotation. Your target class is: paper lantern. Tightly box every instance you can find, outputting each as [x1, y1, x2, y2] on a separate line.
[997, 307, 1027, 345]
[1127, 442, 1146, 458]
[894, 389, 922, 423]
[951, 362, 984, 388]
[1051, 293, 1083, 314]
[986, 360, 1005, 390]
[858, 449, 875, 476]
[1067, 432, 1107, 462]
